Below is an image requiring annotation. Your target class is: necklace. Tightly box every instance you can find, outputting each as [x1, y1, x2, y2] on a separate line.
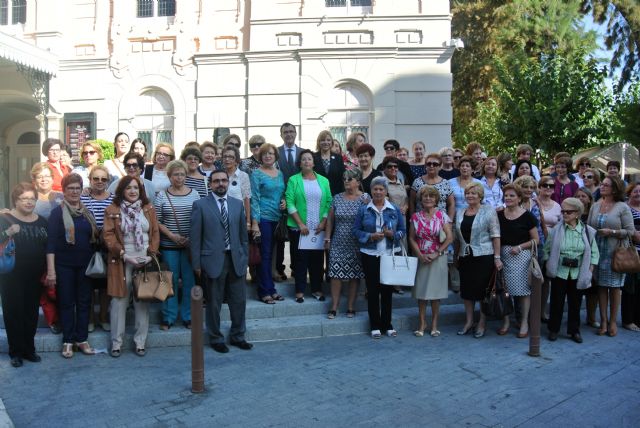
[504, 207, 523, 220]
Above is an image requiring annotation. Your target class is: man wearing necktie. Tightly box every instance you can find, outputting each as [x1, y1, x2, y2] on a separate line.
[191, 170, 252, 353]
[275, 122, 301, 281]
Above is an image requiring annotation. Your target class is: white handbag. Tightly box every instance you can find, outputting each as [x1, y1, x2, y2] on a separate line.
[379, 244, 418, 287]
[85, 251, 107, 278]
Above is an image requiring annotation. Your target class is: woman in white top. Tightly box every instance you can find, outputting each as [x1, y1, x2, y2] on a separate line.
[144, 143, 175, 194]
[104, 132, 131, 179]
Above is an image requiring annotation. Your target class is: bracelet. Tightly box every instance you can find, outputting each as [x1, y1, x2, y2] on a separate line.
[324, 239, 331, 243]
[494, 256, 501, 260]
[518, 245, 523, 252]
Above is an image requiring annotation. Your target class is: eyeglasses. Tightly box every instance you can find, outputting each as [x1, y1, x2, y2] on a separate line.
[343, 177, 355, 182]
[600, 182, 612, 187]
[442, 153, 453, 157]
[35, 174, 52, 180]
[91, 177, 109, 183]
[125, 163, 141, 169]
[540, 183, 554, 189]
[425, 162, 441, 167]
[211, 178, 229, 184]
[554, 164, 567, 169]
[82, 151, 97, 156]
[17, 197, 36, 202]
[579, 163, 591, 167]
[383, 146, 395, 152]
[65, 187, 82, 192]
[250, 143, 264, 149]
[453, 156, 462, 160]
[222, 155, 236, 160]
[385, 164, 398, 169]
[156, 152, 172, 158]
[48, 148, 61, 153]
[171, 172, 186, 177]
[561, 210, 578, 215]
[185, 156, 200, 162]
[584, 175, 594, 179]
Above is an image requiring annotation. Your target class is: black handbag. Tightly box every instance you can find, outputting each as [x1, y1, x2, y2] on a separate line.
[481, 269, 514, 319]
[274, 214, 289, 242]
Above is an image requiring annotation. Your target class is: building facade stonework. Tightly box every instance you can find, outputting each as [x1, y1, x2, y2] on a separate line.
[0, 0, 454, 200]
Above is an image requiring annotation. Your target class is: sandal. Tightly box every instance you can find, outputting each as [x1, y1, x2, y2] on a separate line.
[346, 309, 356, 318]
[74, 341, 95, 355]
[160, 323, 172, 331]
[271, 294, 285, 301]
[135, 348, 146, 357]
[61, 343, 74, 359]
[261, 296, 276, 304]
[327, 310, 337, 319]
[371, 329, 382, 339]
[623, 323, 640, 332]
[430, 330, 441, 337]
[311, 292, 326, 301]
[110, 348, 121, 358]
[386, 329, 398, 337]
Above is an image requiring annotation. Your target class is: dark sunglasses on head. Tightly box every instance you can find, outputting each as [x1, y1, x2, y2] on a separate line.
[540, 183, 554, 189]
[91, 177, 109, 182]
[425, 162, 441, 167]
[82, 151, 97, 156]
[561, 210, 578, 215]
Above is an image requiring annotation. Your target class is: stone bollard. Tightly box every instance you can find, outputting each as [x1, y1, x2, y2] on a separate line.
[191, 285, 205, 393]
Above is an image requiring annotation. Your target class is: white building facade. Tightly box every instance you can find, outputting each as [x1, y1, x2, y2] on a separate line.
[0, 0, 454, 200]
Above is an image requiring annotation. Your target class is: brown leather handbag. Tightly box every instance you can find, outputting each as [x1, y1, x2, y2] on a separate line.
[612, 237, 640, 273]
[133, 255, 175, 302]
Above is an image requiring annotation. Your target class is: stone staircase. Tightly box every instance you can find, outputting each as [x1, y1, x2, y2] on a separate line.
[0, 278, 467, 353]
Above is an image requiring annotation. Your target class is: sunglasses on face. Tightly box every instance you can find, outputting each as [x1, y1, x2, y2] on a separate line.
[540, 183, 554, 189]
[250, 143, 264, 148]
[561, 210, 578, 215]
[425, 162, 440, 167]
[453, 156, 462, 160]
[584, 175, 594, 179]
[384, 147, 395, 152]
[579, 163, 591, 167]
[82, 151, 97, 156]
[386, 164, 398, 169]
[343, 176, 355, 182]
[125, 163, 141, 169]
[156, 152, 171, 158]
[91, 177, 109, 183]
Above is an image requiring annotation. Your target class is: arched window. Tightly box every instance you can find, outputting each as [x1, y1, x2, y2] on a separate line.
[135, 89, 174, 149]
[327, 84, 371, 146]
[17, 131, 39, 145]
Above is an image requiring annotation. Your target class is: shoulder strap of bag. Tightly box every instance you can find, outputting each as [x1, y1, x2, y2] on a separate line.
[164, 191, 183, 237]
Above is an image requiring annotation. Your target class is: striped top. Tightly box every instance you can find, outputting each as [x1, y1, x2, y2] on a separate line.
[154, 189, 200, 248]
[80, 193, 114, 230]
[185, 175, 209, 198]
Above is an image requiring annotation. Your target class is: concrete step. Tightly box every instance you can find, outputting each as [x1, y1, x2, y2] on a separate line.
[0, 279, 464, 328]
[0, 304, 468, 354]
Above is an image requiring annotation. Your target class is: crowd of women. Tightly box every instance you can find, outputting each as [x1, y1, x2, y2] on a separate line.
[2, 132, 639, 368]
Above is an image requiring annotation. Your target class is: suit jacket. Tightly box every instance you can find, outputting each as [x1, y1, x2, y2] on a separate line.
[277, 144, 301, 184]
[190, 194, 248, 279]
[313, 152, 345, 196]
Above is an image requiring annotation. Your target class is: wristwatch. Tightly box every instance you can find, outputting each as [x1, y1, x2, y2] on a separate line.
[438, 250, 445, 256]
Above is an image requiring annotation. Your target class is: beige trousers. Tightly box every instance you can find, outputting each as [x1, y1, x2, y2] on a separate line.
[110, 259, 149, 350]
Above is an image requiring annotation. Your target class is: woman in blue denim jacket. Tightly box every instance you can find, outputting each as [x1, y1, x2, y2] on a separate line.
[353, 176, 406, 339]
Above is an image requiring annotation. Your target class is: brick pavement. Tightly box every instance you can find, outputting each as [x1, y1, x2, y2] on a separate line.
[1, 322, 639, 428]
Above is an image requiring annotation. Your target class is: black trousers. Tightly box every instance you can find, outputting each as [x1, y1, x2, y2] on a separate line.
[288, 229, 324, 295]
[548, 277, 582, 335]
[361, 253, 394, 333]
[0, 267, 41, 358]
[621, 274, 640, 326]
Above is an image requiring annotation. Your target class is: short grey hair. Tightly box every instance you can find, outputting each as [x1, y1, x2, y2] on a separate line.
[562, 197, 584, 217]
[370, 176, 388, 192]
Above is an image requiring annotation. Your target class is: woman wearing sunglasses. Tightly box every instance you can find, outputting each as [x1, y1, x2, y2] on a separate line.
[409, 153, 455, 221]
[72, 141, 104, 188]
[582, 168, 601, 201]
[544, 197, 599, 343]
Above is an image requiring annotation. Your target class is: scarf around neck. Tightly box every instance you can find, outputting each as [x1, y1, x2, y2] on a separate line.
[62, 200, 98, 245]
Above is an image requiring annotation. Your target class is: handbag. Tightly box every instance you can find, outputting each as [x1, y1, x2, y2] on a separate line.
[0, 237, 16, 274]
[380, 243, 418, 287]
[528, 240, 544, 288]
[132, 255, 175, 302]
[165, 191, 191, 261]
[248, 232, 262, 266]
[481, 269, 514, 318]
[274, 214, 289, 242]
[85, 251, 107, 278]
[612, 237, 640, 273]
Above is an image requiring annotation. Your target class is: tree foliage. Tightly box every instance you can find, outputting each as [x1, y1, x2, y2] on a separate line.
[580, 0, 640, 87]
[614, 80, 640, 147]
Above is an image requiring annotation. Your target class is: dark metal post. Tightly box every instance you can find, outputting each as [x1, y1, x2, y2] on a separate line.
[528, 279, 541, 357]
[191, 285, 205, 393]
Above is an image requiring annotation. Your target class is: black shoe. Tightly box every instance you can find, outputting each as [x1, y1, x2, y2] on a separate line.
[49, 323, 62, 334]
[211, 343, 229, 353]
[548, 331, 558, 341]
[183, 320, 192, 329]
[10, 357, 23, 368]
[230, 340, 253, 350]
[570, 333, 583, 344]
[22, 353, 41, 363]
[541, 317, 549, 324]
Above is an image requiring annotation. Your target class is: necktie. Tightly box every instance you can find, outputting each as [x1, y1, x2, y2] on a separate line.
[287, 148, 294, 168]
[219, 198, 230, 248]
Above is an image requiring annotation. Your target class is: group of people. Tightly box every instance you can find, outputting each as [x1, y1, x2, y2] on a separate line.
[1, 128, 639, 368]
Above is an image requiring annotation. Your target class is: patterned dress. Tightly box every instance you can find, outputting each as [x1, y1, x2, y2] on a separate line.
[411, 209, 450, 300]
[328, 193, 369, 279]
[411, 176, 453, 212]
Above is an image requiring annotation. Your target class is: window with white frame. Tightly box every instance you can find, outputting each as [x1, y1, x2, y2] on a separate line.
[137, 0, 175, 18]
[134, 89, 174, 149]
[326, 84, 371, 147]
[325, 0, 372, 6]
[0, 0, 26, 25]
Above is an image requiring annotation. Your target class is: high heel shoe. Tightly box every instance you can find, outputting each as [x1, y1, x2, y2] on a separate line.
[74, 341, 95, 355]
[61, 343, 74, 359]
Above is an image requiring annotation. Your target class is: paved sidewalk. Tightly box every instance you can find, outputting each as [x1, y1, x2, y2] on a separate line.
[1, 324, 639, 427]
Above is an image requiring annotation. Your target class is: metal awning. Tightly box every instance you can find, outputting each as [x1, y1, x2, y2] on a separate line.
[0, 31, 58, 76]
[572, 142, 640, 176]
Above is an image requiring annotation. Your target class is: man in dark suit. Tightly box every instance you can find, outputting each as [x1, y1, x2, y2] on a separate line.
[191, 170, 252, 353]
[274, 122, 301, 281]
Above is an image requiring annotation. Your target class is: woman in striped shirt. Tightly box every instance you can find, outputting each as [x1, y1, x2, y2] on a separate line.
[181, 147, 209, 198]
[154, 160, 200, 330]
[80, 165, 114, 333]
